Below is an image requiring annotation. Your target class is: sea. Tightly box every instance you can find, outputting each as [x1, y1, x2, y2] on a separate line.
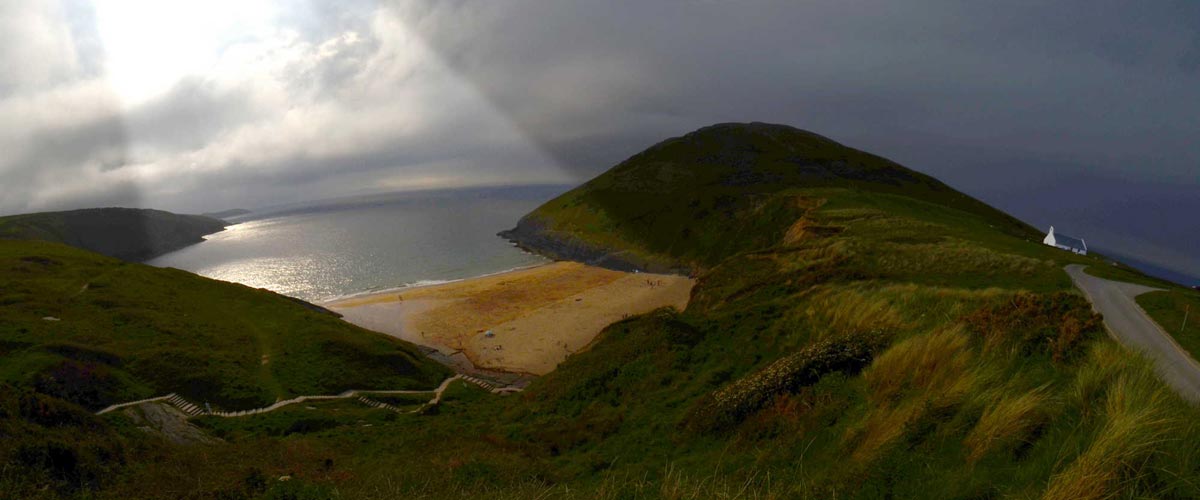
[147, 185, 568, 303]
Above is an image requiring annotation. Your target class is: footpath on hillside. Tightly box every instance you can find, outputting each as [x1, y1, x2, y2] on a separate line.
[97, 373, 516, 419]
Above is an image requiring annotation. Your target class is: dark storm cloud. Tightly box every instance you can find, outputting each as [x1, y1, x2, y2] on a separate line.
[0, 1, 1196, 277]
[385, 0, 1199, 278]
[392, 0, 1200, 181]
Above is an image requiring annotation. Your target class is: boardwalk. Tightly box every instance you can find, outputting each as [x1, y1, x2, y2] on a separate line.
[97, 373, 519, 418]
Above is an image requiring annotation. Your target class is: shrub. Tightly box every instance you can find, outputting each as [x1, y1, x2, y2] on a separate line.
[283, 417, 340, 436]
[684, 330, 887, 433]
[32, 359, 128, 410]
[964, 292, 1101, 360]
[0, 386, 128, 496]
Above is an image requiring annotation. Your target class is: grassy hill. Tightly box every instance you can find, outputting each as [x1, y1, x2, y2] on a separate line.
[501, 122, 1037, 273]
[0, 239, 450, 497]
[291, 123, 1194, 499]
[0, 208, 228, 261]
[0, 240, 449, 411]
[7, 123, 1200, 499]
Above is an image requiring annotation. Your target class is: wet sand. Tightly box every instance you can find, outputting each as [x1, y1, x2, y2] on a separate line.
[326, 262, 694, 375]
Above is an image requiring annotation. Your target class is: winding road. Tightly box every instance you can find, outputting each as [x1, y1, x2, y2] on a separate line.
[1066, 265, 1200, 404]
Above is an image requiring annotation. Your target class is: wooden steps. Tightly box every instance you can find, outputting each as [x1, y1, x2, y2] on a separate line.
[356, 395, 406, 413]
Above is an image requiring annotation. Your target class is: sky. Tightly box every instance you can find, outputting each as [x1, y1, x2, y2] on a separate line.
[0, 1, 1197, 280]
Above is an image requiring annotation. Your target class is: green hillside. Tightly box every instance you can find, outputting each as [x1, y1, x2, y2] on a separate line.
[7, 123, 1200, 499]
[291, 123, 1193, 499]
[0, 239, 451, 497]
[501, 122, 1037, 273]
[0, 240, 449, 410]
[0, 208, 228, 261]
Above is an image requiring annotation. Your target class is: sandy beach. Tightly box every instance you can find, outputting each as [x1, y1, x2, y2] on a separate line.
[326, 262, 694, 375]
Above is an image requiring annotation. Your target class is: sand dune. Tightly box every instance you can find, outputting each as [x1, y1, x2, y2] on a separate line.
[326, 262, 694, 375]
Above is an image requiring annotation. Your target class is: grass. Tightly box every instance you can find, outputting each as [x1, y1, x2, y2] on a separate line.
[1137, 289, 1200, 361]
[362, 392, 434, 408]
[0, 240, 449, 410]
[1044, 368, 1180, 500]
[1084, 260, 1182, 289]
[964, 385, 1050, 463]
[192, 399, 402, 441]
[863, 326, 975, 406]
[794, 285, 906, 341]
[459, 124, 1200, 498]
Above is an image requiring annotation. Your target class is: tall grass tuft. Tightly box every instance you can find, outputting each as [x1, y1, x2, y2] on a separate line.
[964, 385, 1051, 463]
[1070, 341, 1128, 418]
[1043, 366, 1178, 500]
[847, 402, 925, 464]
[847, 326, 977, 463]
[800, 287, 906, 341]
[864, 325, 974, 405]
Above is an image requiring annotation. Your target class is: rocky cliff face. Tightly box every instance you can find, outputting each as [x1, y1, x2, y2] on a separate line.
[498, 216, 690, 275]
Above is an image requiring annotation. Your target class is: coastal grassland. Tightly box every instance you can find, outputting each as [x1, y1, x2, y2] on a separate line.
[14, 123, 1200, 499]
[1084, 260, 1182, 289]
[164, 125, 1200, 498]
[394, 185, 1197, 497]
[0, 239, 449, 411]
[94, 184, 1200, 499]
[361, 392, 433, 408]
[191, 399, 403, 441]
[1136, 289, 1200, 361]
[171, 283, 1199, 498]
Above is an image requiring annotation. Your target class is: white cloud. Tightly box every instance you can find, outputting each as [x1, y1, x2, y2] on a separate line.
[0, 2, 82, 92]
[0, 1, 571, 214]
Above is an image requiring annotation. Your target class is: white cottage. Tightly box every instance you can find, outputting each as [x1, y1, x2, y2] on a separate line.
[1043, 226, 1087, 255]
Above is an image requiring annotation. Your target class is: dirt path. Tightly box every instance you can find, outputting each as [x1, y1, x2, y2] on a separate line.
[1066, 264, 1200, 404]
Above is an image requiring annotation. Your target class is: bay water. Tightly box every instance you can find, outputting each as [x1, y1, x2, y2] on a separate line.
[148, 186, 566, 302]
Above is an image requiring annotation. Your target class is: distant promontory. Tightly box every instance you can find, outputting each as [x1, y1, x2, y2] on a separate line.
[0, 207, 229, 261]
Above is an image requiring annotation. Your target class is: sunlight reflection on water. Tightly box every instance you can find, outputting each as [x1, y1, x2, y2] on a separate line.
[148, 190, 553, 302]
[200, 256, 323, 298]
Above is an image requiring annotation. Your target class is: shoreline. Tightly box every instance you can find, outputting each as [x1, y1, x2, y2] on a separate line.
[322, 261, 551, 308]
[327, 261, 694, 375]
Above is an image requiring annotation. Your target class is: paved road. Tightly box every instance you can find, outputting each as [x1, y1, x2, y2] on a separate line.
[1066, 265, 1200, 403]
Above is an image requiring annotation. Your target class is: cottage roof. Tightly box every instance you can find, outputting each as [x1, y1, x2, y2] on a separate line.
[1054, 232, 1086, 250]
